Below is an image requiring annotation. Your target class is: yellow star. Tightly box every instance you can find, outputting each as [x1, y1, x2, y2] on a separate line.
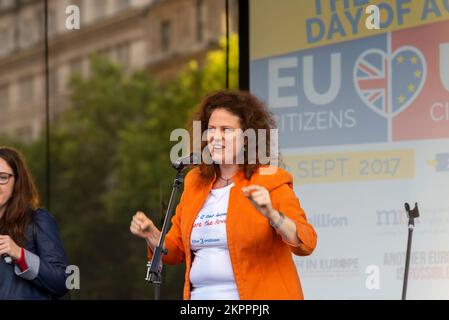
[398, 95, 406, 103]
[410, 56, 418, 64]
[408, 84, 415, 92]
[414, 70, 422, 78]
[427, 160, 438, 168]
[397, 55, 405, 64]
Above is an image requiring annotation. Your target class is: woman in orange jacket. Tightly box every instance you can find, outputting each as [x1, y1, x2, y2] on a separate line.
[130, 90, 317, 300]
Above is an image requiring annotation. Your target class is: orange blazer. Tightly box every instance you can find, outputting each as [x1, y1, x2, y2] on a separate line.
[147, 166, 317, 300]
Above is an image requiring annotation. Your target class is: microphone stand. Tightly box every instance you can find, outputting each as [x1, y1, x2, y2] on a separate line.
[402, 202, 420, 300]
[145, 163, 186, 299]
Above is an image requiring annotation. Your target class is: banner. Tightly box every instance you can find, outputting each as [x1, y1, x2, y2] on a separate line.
[250, 0, 449, 299]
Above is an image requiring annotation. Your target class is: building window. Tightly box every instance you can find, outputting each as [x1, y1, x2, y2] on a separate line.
[196, 0, 204, 42]
[69, 57, 83, 77]
[161, 20, 171, 53]
[18, 76, 34, 105]
[19, 17, 36, 48]
[0, 84, 10, 112]
[37, 8, 46, 42]
[231, 0, 238, 34]
[49, 68, 58, 96]
[94, 0, 107, 19]
[0, 0, 15, 10]
[117, 0, 130, 11]
[0, 25, 12, 56]
[68, 58, 83, 91]
[117, 42, 130, 70]
[48, 7, 57, 37]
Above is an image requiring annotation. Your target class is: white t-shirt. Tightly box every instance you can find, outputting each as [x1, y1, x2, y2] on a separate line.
[189, 182, 240, 300]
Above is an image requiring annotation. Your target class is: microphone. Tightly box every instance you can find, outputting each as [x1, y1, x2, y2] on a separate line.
[2, 254, 12, 264]
[172, 152, 201, 171]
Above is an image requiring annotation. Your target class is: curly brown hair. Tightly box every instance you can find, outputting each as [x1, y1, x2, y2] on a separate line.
[192, 90, 277, 181]
[0, 147, 40, 246]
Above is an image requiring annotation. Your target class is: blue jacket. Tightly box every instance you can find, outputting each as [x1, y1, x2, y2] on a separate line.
[0, 209, 69, 300]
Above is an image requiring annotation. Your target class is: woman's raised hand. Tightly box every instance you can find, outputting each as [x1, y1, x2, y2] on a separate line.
[130, 211, 161, 250]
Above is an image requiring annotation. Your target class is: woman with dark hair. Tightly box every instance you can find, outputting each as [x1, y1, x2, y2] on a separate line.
[0, 146, 69, 299]
[130, 90, 317, 300]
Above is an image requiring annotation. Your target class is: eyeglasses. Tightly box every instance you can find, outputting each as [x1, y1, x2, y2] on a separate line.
[0, 172, 15, 185]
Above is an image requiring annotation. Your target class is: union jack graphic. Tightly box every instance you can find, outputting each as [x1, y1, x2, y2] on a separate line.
[355, 51, 389, 115]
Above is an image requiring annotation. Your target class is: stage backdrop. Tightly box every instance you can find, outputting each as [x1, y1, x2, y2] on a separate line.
[250, 0, 449, 299]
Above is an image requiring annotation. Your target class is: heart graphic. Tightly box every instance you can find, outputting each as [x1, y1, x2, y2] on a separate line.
[354, 47, 426, 121]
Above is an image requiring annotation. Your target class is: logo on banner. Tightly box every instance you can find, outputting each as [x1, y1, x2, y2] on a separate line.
[354, 46, 426, 141]
[256, 20, 449, 148]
